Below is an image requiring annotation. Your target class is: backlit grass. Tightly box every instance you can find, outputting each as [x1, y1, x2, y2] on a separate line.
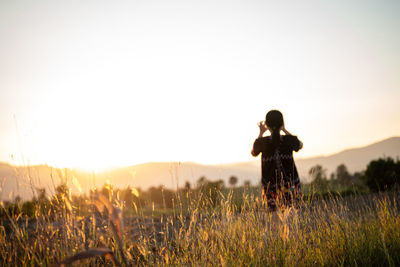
[1, 186, 399, 266]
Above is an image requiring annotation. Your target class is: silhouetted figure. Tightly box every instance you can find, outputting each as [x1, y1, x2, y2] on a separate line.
[251, 110, 303, 211]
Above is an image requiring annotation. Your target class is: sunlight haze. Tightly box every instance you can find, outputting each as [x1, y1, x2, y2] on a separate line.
[1, 0, 399, 170]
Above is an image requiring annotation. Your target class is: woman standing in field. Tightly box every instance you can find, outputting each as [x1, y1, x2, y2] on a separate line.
[251, 110, 303, 211]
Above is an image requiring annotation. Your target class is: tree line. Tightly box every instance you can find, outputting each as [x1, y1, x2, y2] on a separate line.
[1, 157, 399, 218]
[308, 157, 400, 193]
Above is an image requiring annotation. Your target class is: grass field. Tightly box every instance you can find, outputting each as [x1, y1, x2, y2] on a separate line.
[1, 187, 400, 266]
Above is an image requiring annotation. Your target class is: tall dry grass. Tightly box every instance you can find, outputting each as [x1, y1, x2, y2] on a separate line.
[1, 179, 399, 266]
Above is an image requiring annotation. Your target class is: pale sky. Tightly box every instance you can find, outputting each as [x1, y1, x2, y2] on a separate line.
[1, 0, 399, 170]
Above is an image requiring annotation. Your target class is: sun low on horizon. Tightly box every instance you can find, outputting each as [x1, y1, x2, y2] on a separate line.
[1, 0, 399, 171]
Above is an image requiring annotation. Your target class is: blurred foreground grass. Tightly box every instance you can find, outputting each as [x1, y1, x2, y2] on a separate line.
[1, 187, 399, 266]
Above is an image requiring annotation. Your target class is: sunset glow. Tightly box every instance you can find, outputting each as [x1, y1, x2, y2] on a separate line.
[1, 0, 399, 170]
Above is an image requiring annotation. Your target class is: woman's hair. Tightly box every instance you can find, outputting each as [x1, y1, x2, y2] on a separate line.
[265, 110, 284, 150]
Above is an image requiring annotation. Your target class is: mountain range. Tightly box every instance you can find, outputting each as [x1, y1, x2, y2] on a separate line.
[0, 136, 399, 201]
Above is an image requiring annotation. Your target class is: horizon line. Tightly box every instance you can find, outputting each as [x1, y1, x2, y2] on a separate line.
[1, 135, 398, 171]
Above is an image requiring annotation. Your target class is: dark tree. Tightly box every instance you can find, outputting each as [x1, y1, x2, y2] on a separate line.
[244, 180, 251, 187]
[36, 187, 47, 201]
[229, 176, 238, 188]
[352, 171, 364, 185]
[336, 164, 352, 187]
[184, 181, 191, 190]
[363, 157, 399, 191]
[14, 195, 22, 203]
[197, 176, 207, 188]
[309, 165, 329, 192]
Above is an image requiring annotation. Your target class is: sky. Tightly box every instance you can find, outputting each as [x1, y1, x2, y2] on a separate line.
[0, 0, 399, 171]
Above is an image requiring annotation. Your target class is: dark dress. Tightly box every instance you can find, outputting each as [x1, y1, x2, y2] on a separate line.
[252, 134, 302, 210]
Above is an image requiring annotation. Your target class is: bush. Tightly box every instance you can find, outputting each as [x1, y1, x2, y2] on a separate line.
[363, 157, 400, 191]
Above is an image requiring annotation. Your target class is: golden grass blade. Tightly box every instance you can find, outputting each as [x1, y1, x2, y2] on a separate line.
[64, 196, 73, 213]
[93, 194, 124, 239]
[72, 175, 82, 193]
[93, 194, 129, 266]
[94, 194, 113, 213]
[59, 248, 121, 266]
[131, 187, 139, 198]
[111, 206, 124, 239]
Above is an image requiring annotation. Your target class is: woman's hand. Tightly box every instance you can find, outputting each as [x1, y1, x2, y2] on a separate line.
[257, 121, 268, 138]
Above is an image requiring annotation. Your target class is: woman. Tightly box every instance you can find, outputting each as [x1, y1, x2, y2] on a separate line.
[251, 110, 303, 211]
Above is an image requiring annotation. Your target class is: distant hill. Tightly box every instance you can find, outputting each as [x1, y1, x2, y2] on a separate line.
[0, 137, 399, 200]
[217, 137, 400, 183]
[295, 136, 400, 178]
